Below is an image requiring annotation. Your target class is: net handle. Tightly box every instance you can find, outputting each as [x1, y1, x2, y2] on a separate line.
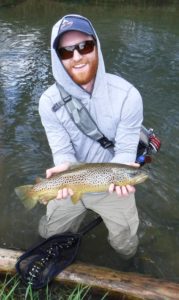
[79, 216, 103, 236]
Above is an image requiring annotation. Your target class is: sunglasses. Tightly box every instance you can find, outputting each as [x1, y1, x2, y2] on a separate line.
[57, 40, 96, 60]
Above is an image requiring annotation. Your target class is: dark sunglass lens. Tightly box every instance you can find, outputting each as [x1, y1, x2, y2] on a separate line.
[79, 41, 95, 55]
[58, 48, 73, 60]
[58, 40, 96, 60]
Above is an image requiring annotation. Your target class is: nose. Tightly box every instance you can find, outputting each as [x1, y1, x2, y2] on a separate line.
[73, 49, 82, 61]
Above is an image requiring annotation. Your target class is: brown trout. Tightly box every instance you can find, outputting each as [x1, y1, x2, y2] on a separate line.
[15, 163, 148, 210]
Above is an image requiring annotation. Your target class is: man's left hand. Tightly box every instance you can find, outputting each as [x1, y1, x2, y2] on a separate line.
[108, 162, 139, 197]
[109, 184, 135, 197]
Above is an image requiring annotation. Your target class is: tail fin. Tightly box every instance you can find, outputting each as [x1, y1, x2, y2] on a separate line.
[15, 185, 38, 210]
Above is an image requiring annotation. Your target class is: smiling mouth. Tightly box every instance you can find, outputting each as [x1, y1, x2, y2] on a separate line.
[73, 64, 86, 69]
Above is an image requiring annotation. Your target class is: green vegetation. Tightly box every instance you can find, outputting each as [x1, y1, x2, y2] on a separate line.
[0, 274, 108, 300]
[0, 0, 179, 9]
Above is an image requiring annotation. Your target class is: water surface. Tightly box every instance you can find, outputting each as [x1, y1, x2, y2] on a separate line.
[0, 0, 179, 282]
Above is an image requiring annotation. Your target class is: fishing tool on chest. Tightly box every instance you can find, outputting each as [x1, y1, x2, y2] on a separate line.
[16, 216, 102, 289]
[135, 126, 161, 165]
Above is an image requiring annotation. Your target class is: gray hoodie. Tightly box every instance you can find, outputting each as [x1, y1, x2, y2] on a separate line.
[39, 14, 143, 166]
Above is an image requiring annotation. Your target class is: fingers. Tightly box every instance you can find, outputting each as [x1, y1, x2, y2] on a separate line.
[46, 168, 54, 179]
[109, 183, 115, 193]
[40, 200, 48, 205]
[40, 187, 74, 204]
[130, 162, 140, 168]
[46, 163, 70, 179]
[56, 188, 74, 200]
[46, 163, 73, 200]
[126, 184, 136, 193]
[68, 188, 74, 197]
[126, 162, 140, 168]
[109, 184, 136, 197]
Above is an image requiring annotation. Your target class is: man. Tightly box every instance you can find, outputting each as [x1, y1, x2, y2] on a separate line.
[38, 14, 143, 259]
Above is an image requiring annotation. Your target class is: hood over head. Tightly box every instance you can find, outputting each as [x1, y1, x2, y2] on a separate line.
[51, 14, 107, 99]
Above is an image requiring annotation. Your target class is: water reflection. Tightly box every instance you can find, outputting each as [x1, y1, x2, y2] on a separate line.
[0, 20, 52, 250]
[0, 0, 26, 8]
[0, 0, 179, 282]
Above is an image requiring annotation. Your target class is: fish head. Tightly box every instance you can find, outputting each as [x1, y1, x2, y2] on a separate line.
[130, 170, 149, 184]
[114, 165, 149, 186]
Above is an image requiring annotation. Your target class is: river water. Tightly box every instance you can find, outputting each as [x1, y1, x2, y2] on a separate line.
[0, 0, 179, 282]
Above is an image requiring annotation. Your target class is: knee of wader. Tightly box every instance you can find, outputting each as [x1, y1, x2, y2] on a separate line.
[108, 233, 139, 259]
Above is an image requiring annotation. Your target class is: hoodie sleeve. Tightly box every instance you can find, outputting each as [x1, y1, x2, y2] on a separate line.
[111, 86, 143, 164]
[39, 93, 78, 166]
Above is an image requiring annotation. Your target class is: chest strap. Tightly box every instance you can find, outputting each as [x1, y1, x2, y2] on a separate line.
[52, 83, 114, 149]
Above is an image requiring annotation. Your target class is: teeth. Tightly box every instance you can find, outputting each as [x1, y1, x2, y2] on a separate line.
[74, 64, 85, 69]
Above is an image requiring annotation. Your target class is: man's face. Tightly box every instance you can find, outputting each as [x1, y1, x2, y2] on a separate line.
[58, 31, 98, 88]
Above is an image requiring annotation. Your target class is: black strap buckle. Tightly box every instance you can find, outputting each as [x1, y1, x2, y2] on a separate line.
[97, 136, 114, 149]
[52, 102, 64, 112]
[52, 96, 72, 112]
[63, 95, 72, 103]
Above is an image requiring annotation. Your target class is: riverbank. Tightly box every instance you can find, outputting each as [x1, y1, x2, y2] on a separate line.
[0, 0, 179, 10]
[0, 275, 106, 300]
[1, 248, 179, 299]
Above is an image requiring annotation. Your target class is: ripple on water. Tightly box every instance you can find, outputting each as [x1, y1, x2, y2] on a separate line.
[0, 6, 179, 281]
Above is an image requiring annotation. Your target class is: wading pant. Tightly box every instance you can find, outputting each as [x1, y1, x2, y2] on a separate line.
[39, 192, 139, 259]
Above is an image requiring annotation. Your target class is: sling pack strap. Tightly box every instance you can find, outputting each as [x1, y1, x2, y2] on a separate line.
[51, 83, 161, 165]
[52, 83, 114, 149]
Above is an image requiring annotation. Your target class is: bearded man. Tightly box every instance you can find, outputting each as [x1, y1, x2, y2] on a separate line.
[39, 14, 143, 259]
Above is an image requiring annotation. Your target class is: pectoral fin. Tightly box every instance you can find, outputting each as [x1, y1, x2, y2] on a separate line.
[35, 177, 45, 184]
[71, 192, 82, 204]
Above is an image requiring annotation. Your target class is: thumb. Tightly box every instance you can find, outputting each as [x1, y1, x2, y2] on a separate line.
[46, 168, 54, 179]
[46, 163, 70, 179]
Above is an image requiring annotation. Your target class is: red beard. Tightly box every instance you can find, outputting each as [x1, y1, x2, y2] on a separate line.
[63, 48, 98, 87]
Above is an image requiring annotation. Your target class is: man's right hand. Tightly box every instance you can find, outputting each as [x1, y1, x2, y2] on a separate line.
[46, 163, 74, 200]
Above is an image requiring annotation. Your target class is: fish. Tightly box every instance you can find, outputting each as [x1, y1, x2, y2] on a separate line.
[15, 163, 148, 210]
